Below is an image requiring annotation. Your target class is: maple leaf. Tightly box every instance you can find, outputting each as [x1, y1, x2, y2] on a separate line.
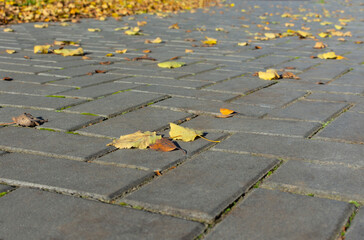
[169, 123, 203, 142]
[107, 131, 161, 149]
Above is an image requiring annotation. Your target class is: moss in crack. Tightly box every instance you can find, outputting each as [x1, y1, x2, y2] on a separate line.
[349, 200, 360, 208]
[0, 192, 8, 198]
[38, 128, 57, 132]
[45, 95, 66, 98]
[119, 202, 128, 206]
[111, 89, 131, 95]
[80, 112, 99, 116]
[307, 193, 315, 197]
[253, 181, 261, 188]
[341, 211, 357, 238]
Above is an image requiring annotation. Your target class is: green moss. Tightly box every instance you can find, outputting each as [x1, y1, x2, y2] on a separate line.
[307, 193, 315, 197]
[119, 202, 128, 206]
[132, 205, 143, 210]
[45, 95, 66, 98]
[0, 192, 7, 197]
[111, 89, 131, 95]
[349, 200, 360, 208]
[65, 131, 80, 135]
[38, 128, 57, 132]
[253, 181, 261, 188]
[80, 112, 99, 116]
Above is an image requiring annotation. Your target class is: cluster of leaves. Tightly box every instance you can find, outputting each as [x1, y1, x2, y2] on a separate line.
[0, 0, 220, 25]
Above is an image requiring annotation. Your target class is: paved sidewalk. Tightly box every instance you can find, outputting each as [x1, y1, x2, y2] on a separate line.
[0, 0, 363, 239]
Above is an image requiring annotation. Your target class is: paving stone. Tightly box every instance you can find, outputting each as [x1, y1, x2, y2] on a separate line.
[94, 132, 226, 171]
[122, 151, 279, 223]
[180, 70, 242, 83]
[0, 81, 74, 96]
[0, 62, 51, 74]
[0, 153, 153, 200]
[0, 93, 84, 110]
[317, 112, 364, 143]
[276, 60, 318, 72]
[245, 55, 293, 68]
[0, 71, 64, 84]
[202, 77, 273, 95]
[232, 87, 307, 108]
[205, 188, 354, 240]
[264, 160, 364, 203]
[40, 65, 113, 78]
[0, 188, 204, 240]
[64, 91, 167, 117]
[182, 115, 320, 137]
[345, 208, 364, 240]
[298, 63, 350, 83]
[267, 100, 349, 122]
[0, 183, 13, 193]
[0, 107, 104, 131]
[152, 97, 270, 117]
[77, 107, 191, 138]
[213, 132, 364, 168]
[333, 71, 364, 86]
[57, 82, 139, 99]
[46, 73, 127, 88]
[305, 92, 360, 103]
[0, 127, 112, 161]
[133, 85, 237, 101]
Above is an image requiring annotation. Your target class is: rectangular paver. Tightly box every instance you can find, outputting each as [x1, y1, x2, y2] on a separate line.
[0, 188, 204, 240]
[122, 151, 279, 223]
[205, 188, 354, 240]
[345, 208, 364, 240]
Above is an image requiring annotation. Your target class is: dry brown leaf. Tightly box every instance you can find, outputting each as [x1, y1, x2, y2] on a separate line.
[143, 49, 151, 53]
[82, 56, 91, 60]
[313, 42, 326, 49]
[24, 56, 31, 59]
[255, 46, 262, 49]
[149, 138, 177, 152]
[99, 61, 112, 65]
[95, 70, 107, 74]
[0, 113, 48, 127]
[282, 72, 300, 80]
[2, 77, 13, 81]
[169, 23, 180, 29]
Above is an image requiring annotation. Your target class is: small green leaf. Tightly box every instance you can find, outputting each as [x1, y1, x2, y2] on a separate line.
[157, 61, 186, 69]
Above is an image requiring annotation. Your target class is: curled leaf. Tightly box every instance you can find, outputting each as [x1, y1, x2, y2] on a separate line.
[105, 53, 114, 57]
[34, 45, 51, 54]
[145, 37, 162, 44]
[313, 42, 326, 49]
[169, 123, 203, 142]
[203, 37, 217, 45]
[107, 131, 161, 149]
[258, 69, 280, 80]
[54, 48, 84, 57]
[88, 28, 101, 32]
[238, 42, 248, 46]
[6, 50, 16, 54]
[220, 108, 235, 115]
[169, 23, 180, 29]
[149, 138, 177, 152]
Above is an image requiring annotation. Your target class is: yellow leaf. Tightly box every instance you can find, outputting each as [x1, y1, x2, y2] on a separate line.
[241, 24, 250, 28]
[114, 27, 129, 31]
[203, 37, 217, 45]
[313, 42, 326, 49]
[169, 123, 203, 142]
[6, 50, 16, 54]
[145, 37, 162, 44]
[115, 49, 127, 54]
[343, 31, 352, 37]
[34, 45, 51, 54]
[317, 51, 337, 59]
[107, 131, 161, 149]
[264, 33, 276, 39]
[335, 25, 343, 30]
[34, 24, 48, 28]
[53, 48, 84, 57]
[318, 32, 330, 38]
[336, 55, 347, 60]
[241, 9, 246, 12]
[185, 49, 194, 53]
[169, 23, 180, 29]
[54, 40, 78, 46]
[320, 21, 332, 25]
[105, 53, 114, 57]
[296, 31, 312, 38]
[157, 61, 186, 69]
[220, 108, 235, 115]
[88, 28, 101, 32]
[137, 21, 147, 26]
[3, 28, 14, 32]
[238, 42, 248, 46]
[60, 23, 70, 27]
[215, 27, 225, 31]
[125, 27, 141, 35]
[258, 69, 280, 80]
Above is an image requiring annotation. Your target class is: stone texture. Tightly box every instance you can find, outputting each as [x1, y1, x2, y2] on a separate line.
[264, 160, 364, 203]
[298, 63, 350, 84]
[0, 183, 13, 193]
[345, 208, 364, 240]
[213, 132, 364, 168]
[0, 188, 204, 240]
[0, 81, 74, 96]
[64, 91, 167, 117]
[77, 107, 191, 138]
[123, 151, 279, 223]
[0, 153, 152, 200]
[0, 127, 112, 161]
[267, 100, 349, 122]
[206, 188, 354, 240]
[317, 112, 364, 143]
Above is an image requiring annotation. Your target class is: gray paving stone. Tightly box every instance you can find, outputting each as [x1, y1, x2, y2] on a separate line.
[202, 77, 273, 95]
[64, 91, 167, 117]
[57, 82, 139, 99]
[122, 151, 279, 223]
[77, 107, 191, 138]
[310, 84, 364, 95]
[232, 87, 307, 108]
[0, 188, 204, 240]
[0, 153, 153, 200]
[206, 188, 354, 240]
[213, 132, 364, 168]
[40, 65, 114, 78]
[0, 71, 64, 84]
[298, 63, 350, 83]
[333, 71, 364, 86]
[152, 97, 270, 117]
[133, 85, 237, 101]
[0, 107, 104, 131]
[246, 55, 293, 68]
[317, 112, 364, 143]
[0, 81, 74, 96]
[180, 70, 242, 83]
[267, 100, 349, 122]
[0, 62, 51, 74]
[0, 93, 85, 110]
[305, 93, 360, 103]
[264, 160, 364, 203]
[0, 183, 13, 193]
[182, 115, 320, 137]
[0, 127, 112, 161]
[46, 73, 127, 88]
[345, 208, 364, 240]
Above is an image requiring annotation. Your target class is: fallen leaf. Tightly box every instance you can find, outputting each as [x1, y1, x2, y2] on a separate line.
[284, 67, 296, 70]
[114, 27, 129, 31]
[237, 42, 248, 46]
[317, 52, 337, 59]
[9, 113, 47, 127]
[115, 49, 127, 54]
[149, 138, 177, 152]
[185, 38, 196, 42]
[301, 26, 311, 31]
[145, 37, 162, 44]
[313, 42, 326, 49]
[220, 108, 235, 115]
[255, 46, 262, 49]
[95, 70, 107, 73]
[215, 27, 225, 31]
[53, 48, 84, 56]
[336, 55, 347, 60]
[82, 56, 91, 60]
[54, 40, 78, 46]
[338, 38, 346, 42]
[354, 41, 363, 44]
[3, 28, 14, 32]
[125, 27, 141, 35]
[169, 23, 180, 29]
[203, 37, 217, 45]
[137, 21, 147, 26]
[24, 56, 31, 59]
[99, 61, 112, 65]
[318, 32, 330, 38]
[320, 21, 332, 25]
[34, 45, 51, 54]
[6, 50, 16, 54]
[60, 23, 70, 27]
[258, 69, 280, 80]
[143, 49, 151, 53]
[105, 53, 114, 57]
[2, 77, 13, 81]
[34, 24, 48, 28]
[264, 33, 276, 39]
[285, 23, 294, 27]
[132, 55, 156, 61]
[185, 49, 194, 53]
[169, 123, 203, 142]
[282, 72, 300, 79]
[296, 30, 312, 38]
[335, 25, 343, 30]
[158, 61, 185, 69]
[107, 131, 161, 149]
[154, 170, 162, 176]
[88, 28, 101, 32]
